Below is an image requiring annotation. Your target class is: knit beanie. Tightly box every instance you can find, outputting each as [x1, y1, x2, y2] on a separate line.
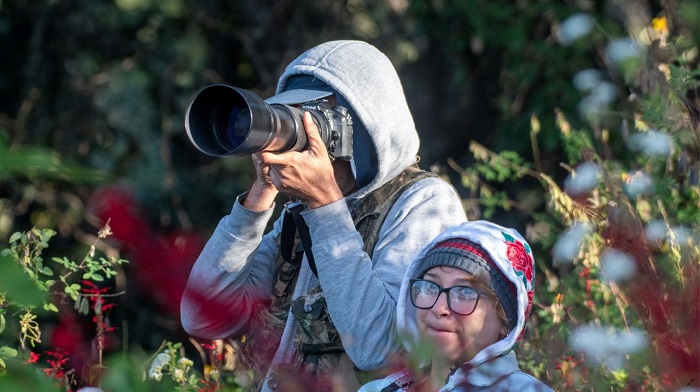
[418, 238, 518, 330]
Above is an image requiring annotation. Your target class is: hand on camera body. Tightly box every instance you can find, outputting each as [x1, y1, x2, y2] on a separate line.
[257, 112, 347, 209]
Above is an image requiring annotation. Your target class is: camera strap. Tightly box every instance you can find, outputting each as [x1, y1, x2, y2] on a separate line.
[282, 201, 319, 277]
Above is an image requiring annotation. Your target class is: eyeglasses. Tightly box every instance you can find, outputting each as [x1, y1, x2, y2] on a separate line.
[409, 279, 488, 315]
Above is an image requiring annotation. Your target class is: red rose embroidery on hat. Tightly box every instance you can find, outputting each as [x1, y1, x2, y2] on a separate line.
[506, 239, 533, 281]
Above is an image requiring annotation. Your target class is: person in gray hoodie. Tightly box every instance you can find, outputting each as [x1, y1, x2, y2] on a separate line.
[180, 40, 466, 391]
[359, 220, 553, 391]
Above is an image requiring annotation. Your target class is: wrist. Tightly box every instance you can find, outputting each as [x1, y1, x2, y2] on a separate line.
[244, 181, 278, 211]
[304, 187, 344, 209]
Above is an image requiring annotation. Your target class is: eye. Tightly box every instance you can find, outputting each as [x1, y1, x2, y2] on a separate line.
[413, 280, 438, 297]
[451, 286, 479, 302]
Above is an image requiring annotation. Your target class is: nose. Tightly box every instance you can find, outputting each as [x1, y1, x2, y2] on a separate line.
[431, 291, 451, 316]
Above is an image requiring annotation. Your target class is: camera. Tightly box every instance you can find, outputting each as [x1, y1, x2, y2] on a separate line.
[184, 84, 353, 160]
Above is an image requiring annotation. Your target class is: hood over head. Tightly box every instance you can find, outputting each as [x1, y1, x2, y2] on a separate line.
[397, 220, 536, 367]
[264, 40, 420, 198]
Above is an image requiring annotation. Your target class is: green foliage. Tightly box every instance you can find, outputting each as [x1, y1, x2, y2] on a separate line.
[460, 5, 700, 390]
[1, 0, 698, 390]
[0, 356, 60, 391]
[0, 137, 107, 184]
[0, 225, 246, 390]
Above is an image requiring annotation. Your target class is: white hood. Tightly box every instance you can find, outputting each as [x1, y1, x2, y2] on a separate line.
[397, 220, 536, 367]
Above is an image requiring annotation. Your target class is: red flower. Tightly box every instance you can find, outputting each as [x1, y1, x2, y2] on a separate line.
[28, 352, 40, 364]
[505, 240, 533, 281]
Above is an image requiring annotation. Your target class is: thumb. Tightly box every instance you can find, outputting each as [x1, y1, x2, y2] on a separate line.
[303, 111, 328, 156]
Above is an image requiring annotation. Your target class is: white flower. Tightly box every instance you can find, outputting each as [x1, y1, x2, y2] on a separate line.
[606, 37, 645, 66]
[577, 81, 618, 121]
[644, 220, 667, 243]
[616, 328, 648, 354]
[623, 171, 654, 197]
[557, 13, 595, 45]
[589, 81, 617, 105]
[177, 357, 194, 368]
[172, 368, 185, 383]
[148, 352, 171, 380]
[669, 225, 693, 247]
[150, 369, 163, 381]
[573, 69, 602, 92]
[553, 222, 592, 264]
[627, 130, 673, 157]
[577, 96, 606, 120]
[569, 324, 648, 370]
[644, 222, 696, 247]
[600, 248, 637, 282]
[564, 162, 601, 195]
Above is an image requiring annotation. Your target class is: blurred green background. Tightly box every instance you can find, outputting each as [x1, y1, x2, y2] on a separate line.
[1, 0, 698, 390]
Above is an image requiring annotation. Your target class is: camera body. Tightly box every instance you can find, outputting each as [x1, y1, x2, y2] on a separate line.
[184, 84, 354, 160]
[298, 100, 353, 160]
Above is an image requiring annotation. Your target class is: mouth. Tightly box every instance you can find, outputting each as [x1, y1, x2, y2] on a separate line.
[427, 324, 455, 334]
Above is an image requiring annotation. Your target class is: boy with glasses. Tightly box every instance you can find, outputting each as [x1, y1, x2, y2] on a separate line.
[360, 220, 552, 391]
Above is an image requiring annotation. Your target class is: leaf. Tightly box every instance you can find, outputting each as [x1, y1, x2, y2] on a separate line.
[502, 232, 515, 242]
[40, 267, 53, 276]
[0, 347, 18, 358]
[0, 144, 107, 183]
[79, 297, 90, 315]
[0, 255, 45, 308]
[9, 232, 21, 244]
[94, 299, 102, 316]
[0, 314, 4, 334]
[91, 273, 104, 282]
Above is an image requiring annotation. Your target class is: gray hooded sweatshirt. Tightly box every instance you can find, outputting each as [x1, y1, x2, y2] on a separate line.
[180, 40, 466, 390]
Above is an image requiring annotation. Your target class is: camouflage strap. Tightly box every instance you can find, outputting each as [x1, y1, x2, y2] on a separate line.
[351, 166, 439, 257]
[239, 207, 306, 386]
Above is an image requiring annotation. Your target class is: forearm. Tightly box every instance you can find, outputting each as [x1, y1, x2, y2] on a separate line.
[180, 195, 280, 338]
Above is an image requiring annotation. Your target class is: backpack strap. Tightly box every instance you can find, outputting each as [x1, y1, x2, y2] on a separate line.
[353, 165, 439, 258]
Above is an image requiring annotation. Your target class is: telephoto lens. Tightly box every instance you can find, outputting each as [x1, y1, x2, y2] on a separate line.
[184, 84, 353, 160]
[185, 85, 307, 157]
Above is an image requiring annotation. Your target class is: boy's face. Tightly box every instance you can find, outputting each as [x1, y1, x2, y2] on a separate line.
[415, 266, 505, 364]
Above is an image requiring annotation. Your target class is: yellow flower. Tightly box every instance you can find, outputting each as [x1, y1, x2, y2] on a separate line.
[652, 17, 668, 33]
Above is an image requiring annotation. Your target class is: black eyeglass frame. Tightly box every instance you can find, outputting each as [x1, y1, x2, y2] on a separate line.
[409, 279, 490, 316]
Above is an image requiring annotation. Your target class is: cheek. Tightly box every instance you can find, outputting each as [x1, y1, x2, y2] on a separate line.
[415, 309, 429, 331]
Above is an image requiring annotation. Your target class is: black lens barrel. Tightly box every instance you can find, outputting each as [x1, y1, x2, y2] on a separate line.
[185, 84, 307, 157]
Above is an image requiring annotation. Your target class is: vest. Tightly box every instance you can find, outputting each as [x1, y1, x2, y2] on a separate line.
[239, 166, 438, 391]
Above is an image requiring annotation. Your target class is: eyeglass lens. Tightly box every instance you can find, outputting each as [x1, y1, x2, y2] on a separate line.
[410, 279, 481, 315]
